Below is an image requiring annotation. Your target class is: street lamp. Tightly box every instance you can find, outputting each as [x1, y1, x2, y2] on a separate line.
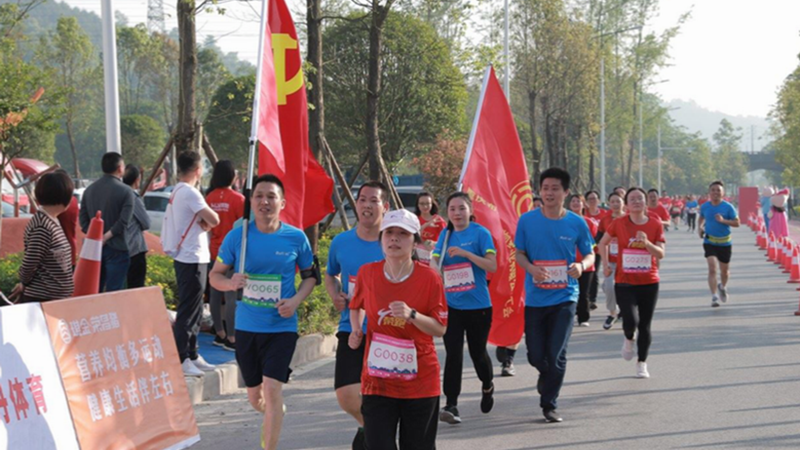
[657, 124, 694, 194]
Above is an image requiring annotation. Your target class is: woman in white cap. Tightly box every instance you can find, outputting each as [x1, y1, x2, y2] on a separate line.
[349, 209, 448, 450]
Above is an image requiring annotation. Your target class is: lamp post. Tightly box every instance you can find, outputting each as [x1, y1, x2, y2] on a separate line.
[657, 124, 694, 194]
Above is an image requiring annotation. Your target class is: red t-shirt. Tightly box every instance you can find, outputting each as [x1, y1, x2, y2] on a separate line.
[351, 261, 448, 399]
[206, 188, 245, 261]
[599, 212, 625, 264]
[648, 204, 670, 222]
[58, 196, 79, 266]
[576, 217, 598, 272]
[606, 216, 665, 285]
[584, 209, 607, 233]
[659, 197, 672, 208]
[419, 214, 447, 244]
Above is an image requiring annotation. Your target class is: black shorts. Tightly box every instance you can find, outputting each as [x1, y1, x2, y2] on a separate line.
[235, 330, 298, 386]
[335, 331, 365, 389]
[704, 244, 732, 264]
[670, 213, 680, 218]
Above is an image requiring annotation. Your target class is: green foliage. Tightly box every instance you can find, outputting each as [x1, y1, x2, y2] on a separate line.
[145, 254, 178, 309]
[197, 46, 232, 122]
[0, 253, 24, 297]
[324, 11, 468, 168]
[296, 230, 339, 335]
[120, 114, 167, 169]
[204, 75, 254, 166]
[712, 119, 748, 187]
[772, 62, 800, 185]
[412, 133, 465, 203]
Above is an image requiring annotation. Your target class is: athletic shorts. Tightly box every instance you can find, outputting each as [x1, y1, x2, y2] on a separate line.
[334, 331, 365, 389]
[235, 330, 298, 386]
[670, 213, 680, 218]
[703, 244, 732, 264]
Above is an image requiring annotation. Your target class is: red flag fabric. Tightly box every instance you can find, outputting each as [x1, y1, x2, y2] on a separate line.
[255, 20, 284, 173]
[259, 0, 334, 229]
[460, 67, 532, 347]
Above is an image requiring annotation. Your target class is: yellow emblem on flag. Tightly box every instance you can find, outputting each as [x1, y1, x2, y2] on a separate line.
[511, 181, 533, 217]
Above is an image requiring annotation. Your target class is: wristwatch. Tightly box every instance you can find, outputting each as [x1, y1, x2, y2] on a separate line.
[410, 309, 417, 320]
[580, 261, 585, 272]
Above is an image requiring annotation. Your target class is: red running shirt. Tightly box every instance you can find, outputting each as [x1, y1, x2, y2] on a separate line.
[576, 217, 598, 272]
[351, 261, 448, 399]
[648, 204, 670, 222]
[419, 214, 447, 244]
[206, 188, 245, 261]
[584, 209, 608, 232]
[606, 216, 665, 285]
[599, 212, 625, 264]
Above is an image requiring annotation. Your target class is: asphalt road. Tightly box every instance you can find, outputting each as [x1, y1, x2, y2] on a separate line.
[191, 225, 800, 449]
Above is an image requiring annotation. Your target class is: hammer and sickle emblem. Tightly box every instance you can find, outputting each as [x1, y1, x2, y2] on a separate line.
[511, 181, 534, 217]
[272, 33, 304, 105]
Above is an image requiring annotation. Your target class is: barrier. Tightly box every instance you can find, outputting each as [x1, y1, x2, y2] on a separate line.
[73, 212, 103, 297]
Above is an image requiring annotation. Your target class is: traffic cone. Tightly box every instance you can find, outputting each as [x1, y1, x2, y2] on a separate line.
[73, 211, 103, 297]
[779, 237, 789, 267]
[788, 245, 800, 283]
[767, 232, 777, 262]
[782, 239, 792, 272]
[794, 290, 800, 315]
[757, 226, 766, 250]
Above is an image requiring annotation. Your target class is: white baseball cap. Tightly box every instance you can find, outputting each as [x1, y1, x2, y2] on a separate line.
[380, 209, 421, 234]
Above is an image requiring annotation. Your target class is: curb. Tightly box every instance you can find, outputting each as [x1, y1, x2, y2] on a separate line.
[183, 333, 337, 405]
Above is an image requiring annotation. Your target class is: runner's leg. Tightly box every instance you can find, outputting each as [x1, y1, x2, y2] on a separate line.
[706, 257, 719, 295]
[634, 284, 659, 362]
[615, 285, 638, 341]
[362, 395, 400, 450]
[261, 377, 285, 450]
[443, 307, 467, 407]
[719, 261, 730, 288]
[576, 271, 592, 324]
[465, 308, 494, 390]
[398, 397, 439, 450]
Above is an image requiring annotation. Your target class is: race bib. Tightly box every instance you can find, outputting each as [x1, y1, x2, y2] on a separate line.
[534, 260, 568, 289]
[622, 249, 652, 273]
[243, 274, 281, 307]
[347, 275, 357, 300]
[610, 240, 619, 257]
[415, 244, 432, 265]
[444, 262, 476, 293]
[367, 333, 417, 380]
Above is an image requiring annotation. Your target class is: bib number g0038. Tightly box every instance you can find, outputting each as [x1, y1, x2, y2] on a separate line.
[367, 333, 418, 381]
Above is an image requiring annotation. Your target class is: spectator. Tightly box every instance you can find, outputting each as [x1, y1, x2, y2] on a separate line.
[55, 169, 79, 268]
[122, 165, 151, 289]
[206, 160, 244, 351]
[79, 152, 135, 292]
[162, 151, 220, 377]
[13, 172, 75, 303]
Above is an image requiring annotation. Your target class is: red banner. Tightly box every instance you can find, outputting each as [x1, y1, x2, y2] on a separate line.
[460, 67, 532, 347]
[259, 0, 334, 229]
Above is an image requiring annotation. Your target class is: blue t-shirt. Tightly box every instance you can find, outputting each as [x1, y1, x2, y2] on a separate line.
[432, 223, 496, 310]
[217, 223, 313, 333]
[514, 209, 595, 307]
[326, 229, 384, 332]
[686, 200, 699, 212]
[761, 196, 772, 216]
[700, 201, 738, 247]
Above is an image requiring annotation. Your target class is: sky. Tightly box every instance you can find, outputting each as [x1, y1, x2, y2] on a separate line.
[63, 0, 800, 119]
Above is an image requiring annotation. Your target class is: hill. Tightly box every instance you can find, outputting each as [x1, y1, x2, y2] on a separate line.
[664, 99, 771, 152]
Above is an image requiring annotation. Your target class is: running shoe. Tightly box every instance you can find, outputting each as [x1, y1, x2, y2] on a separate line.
[602, 315, 617, 330]
[439, 405, 462, 424]
[717, 283, 728, 303]
[578, 322, 590, 327]
[181, 359, 203, 377]
[711, 295, 720, 308]
[622, 338, 635, 361]
[543, 409, 563, 423]
[352, 427, 365, 450]
[191, 355, 217, 371]
[223, 339, 236, 352]
[480, 383, 495, 413]
[590, 301, 598, 311]
[501, 360, 516, 377]
[212, 335, 227, 347]
[636, 362, 650, 378]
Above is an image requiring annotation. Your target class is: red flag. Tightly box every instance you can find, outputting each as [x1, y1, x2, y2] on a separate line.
[460, 67, 532, 347]
[259, 0, 334, 229]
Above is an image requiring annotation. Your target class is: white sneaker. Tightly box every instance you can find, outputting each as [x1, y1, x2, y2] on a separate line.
[181, 359, 204, 377]
[636, 361, 650, 378]
[622, 338, 635, 361]
[579, 322, 590, 327]
[711, 295, 720, 308]
[191, 355, 217, 372]
[717, 283, 728, 303]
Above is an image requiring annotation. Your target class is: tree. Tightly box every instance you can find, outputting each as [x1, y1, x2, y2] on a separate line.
[412, 133, 465, 203]
[324, 11, 467, 169]
[204, 75, 254, 165]
[120, 114, 167, 169]
[35, 16, 97, 178]
[712, 119, 747, 187]
[197, 44, 231, 122]
[772, 60, 800, 185]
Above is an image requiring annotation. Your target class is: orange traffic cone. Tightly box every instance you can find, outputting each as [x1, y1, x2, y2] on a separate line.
[73, 211, 103, 297]
[767, 232, 777, 262]
[794, 290, 800, 315]
[782, 239, 792, 273]
[758, 226, 766, 250]
[789, 245, 800, 283]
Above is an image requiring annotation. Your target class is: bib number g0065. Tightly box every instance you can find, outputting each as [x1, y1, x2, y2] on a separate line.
[367, 333, 418, 381]
[243, 274, 281, 307]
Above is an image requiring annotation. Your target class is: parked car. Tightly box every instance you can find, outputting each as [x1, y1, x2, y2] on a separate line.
[2, 201, 31, 218]
[143, 191, 171, 235]
[328, 185, 422, 228]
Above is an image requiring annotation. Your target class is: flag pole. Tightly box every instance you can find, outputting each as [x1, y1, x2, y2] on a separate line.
[458, 65, 493, 191]
[239, 0, 270, 280]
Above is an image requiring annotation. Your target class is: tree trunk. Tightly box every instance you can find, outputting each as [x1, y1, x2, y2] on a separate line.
[589, 146, 595, 190]
[366, 1, 392, 181]
[305, 0, 325, 252]
[528, 90, 541, 187]
[175, 0, 197, 154]
[65, 120, 81, 178]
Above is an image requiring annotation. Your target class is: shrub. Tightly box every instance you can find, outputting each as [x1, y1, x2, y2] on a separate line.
[145, 254, 178, 309]
[0, 253, 24, 299]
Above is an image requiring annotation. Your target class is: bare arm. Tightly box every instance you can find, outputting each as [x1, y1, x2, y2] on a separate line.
[209, 260, 247, 292]
[324, 273, 347, 312]
[197, 206, 220, 227]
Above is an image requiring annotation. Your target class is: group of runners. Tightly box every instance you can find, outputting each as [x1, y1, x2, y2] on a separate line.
[206, 167, 740, 450]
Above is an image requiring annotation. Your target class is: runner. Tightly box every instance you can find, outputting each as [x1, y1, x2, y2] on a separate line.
[533, 196, 544, 209]
[669, 196, 683, 231]
[325, 181, 389, 449]
[416, 191, 447, 266]
[209, 174, 317, 450]
[647, 189, 670, 231]
[569, 194, 597, 327]
[515, 167, 595, 423]
[348, 209, 448, 450]
[598, 191, 626, 330]
[698, 181, 740, 307]
[685, 195, 699, 232]
[584, 190, 606, 311]
[598, 187, 666, 378]
[432, 192, 497, 424]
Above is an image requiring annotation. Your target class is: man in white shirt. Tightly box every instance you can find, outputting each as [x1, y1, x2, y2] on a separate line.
[164, 151, 221, 376]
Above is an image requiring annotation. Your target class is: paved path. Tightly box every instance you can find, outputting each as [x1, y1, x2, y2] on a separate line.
[191, 225, 800, 449]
